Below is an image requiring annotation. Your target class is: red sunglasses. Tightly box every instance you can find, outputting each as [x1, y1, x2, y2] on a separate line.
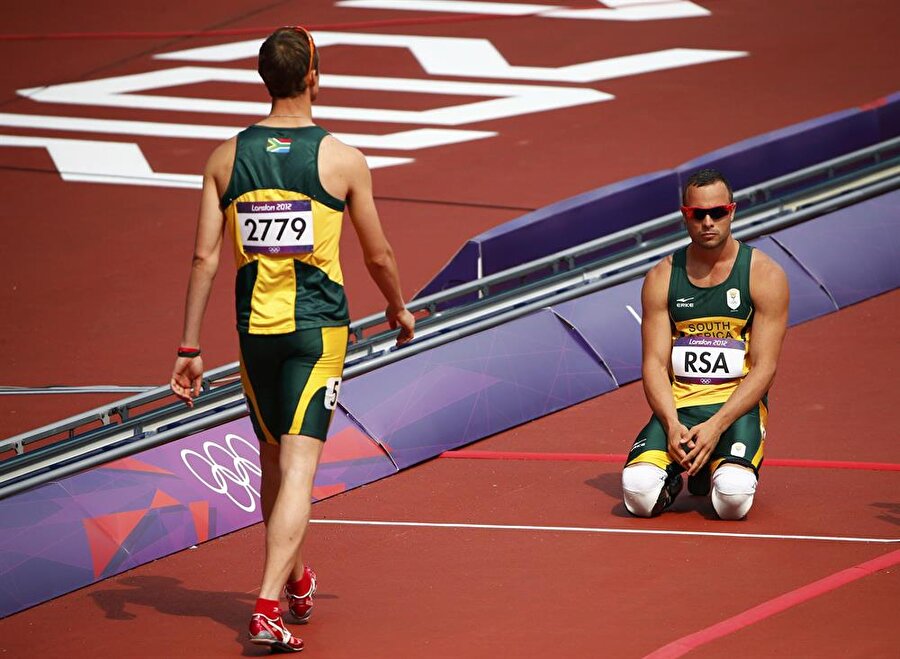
[680, 203, 736, 221]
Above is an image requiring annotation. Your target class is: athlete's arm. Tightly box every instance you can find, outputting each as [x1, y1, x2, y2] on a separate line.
[640, 258, 690, 464]
[337, 143, 414, 345]
[170, 140, 232, 406]
[682, 251, 789, 474]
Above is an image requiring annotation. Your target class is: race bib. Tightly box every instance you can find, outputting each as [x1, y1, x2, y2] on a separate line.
[237, 200, 314, 255]
[324, 377, 341, 410]
[672, 336, 745, 384]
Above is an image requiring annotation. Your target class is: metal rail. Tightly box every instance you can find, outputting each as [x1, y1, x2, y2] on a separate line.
[1, 138, 898, 499]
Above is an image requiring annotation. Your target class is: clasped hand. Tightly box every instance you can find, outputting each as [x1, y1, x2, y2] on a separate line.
[668, 420, 721, 475]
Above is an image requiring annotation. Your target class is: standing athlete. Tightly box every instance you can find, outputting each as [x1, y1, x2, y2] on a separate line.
[169, 26, 415, 652]
[621, 168, 788, 520]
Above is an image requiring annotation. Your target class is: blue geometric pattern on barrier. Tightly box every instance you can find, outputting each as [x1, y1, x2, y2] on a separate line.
[0, 408, 395, 618]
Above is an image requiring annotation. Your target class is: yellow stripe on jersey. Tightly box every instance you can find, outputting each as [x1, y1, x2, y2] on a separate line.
[300, 198, 344, 287]
[626, 449, 672, 470]
[249, 257, 297, 334]
[673, 315, 750, 339]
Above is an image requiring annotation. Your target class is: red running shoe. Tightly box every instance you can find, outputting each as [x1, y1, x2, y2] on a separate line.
[285, 567, 317, 624]
[248, 611, 304, 653]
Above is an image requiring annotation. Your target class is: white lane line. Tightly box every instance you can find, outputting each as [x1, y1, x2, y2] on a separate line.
[625, 304, 642, 324]
[309, 519, 900, 544]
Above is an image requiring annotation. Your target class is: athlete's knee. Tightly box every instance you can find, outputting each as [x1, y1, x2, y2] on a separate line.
[622, 463, 667, 518]
[278, 434, 324, 478]
[711, 464, 757, 520]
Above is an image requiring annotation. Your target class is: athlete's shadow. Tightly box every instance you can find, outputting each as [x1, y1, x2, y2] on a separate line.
[667, 492, 719, 520]
[90, 575, 322, 656]
[584, 472, 718, 519]
[871, 502, 900, 526]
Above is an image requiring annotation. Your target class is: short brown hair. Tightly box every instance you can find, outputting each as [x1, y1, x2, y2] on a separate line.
[682, 168, 733, 204]
[258, 27, 319, 99]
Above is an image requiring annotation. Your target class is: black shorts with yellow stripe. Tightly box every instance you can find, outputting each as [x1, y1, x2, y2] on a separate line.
[238, 326, 348, 443]
[625, 402, 767, 475]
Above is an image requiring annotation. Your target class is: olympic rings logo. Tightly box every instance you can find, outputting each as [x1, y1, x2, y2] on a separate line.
[180, 433, 261, 513]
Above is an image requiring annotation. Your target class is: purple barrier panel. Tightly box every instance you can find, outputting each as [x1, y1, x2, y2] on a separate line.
[768, 190, 900, 308]
[550, 278, 644, 386]
[340, 309, 618, 469]
[0, 409, 393, 618]
[478, 171, 679, 276]
[676, 109, 881, 192]
[745, 237, 839, 325]
[314, 410, 398, 501]
[871, 91, 900, 141]
[415, 240, 480, 299]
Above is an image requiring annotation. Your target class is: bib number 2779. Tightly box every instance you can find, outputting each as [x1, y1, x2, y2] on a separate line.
[237, 200, 314, 255]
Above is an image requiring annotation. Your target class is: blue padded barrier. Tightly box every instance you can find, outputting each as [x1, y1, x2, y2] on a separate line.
[549, 278, 645, 386]
[417, 95, 897, 298]
[768, 189, 900, 308]
[416, 240, 480, 298]
[872, 91, 900, 142]
[675, 109, 881, 193]
[478, 170, 679, 276]
[340, 309, 618, 469]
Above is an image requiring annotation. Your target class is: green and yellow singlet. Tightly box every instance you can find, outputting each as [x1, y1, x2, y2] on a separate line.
[221, 125, 349, 334]
[667, 243, 760, 409]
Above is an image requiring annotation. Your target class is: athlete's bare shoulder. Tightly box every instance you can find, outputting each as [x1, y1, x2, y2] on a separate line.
[318, 133, 369, 200]
[646, 254, 673, 284]
[749, 248, 786, 285]
[320, 134, 366, 169]
[641, 254, 673, 305]
[205, 136, 237, 195]
[749, 246, 780, 271]
[749, 247, 789, 307]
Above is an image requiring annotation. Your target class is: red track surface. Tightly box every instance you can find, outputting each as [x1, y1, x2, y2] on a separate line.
[1, 1, 899, 656]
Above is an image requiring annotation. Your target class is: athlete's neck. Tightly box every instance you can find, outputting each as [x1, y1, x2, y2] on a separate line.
[685, 237, 739, 287]
[687, 236, 738, 267]
[258, 96, 314, 127]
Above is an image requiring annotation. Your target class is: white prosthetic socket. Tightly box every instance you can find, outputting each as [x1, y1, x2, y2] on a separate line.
[622, 463, 667, 518]
[711, 464, 757, 520]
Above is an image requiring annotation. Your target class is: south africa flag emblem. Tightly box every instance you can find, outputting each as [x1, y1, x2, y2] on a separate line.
[266, 137, 292, 153]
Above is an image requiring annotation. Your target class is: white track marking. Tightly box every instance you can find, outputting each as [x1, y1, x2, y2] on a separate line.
[0, 134, 408, 187]
[18, 68, 611, 126]
[157, 34, 744, 85]
[337, 1, 711, 21]
[626, 304, 642, 324]
[0, 113, 495, 150]
[337, 1, 558, 16]
[309, 519, 900, 544]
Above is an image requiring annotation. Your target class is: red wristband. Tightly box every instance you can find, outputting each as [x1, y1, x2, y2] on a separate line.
[177, 346, 202, 358]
